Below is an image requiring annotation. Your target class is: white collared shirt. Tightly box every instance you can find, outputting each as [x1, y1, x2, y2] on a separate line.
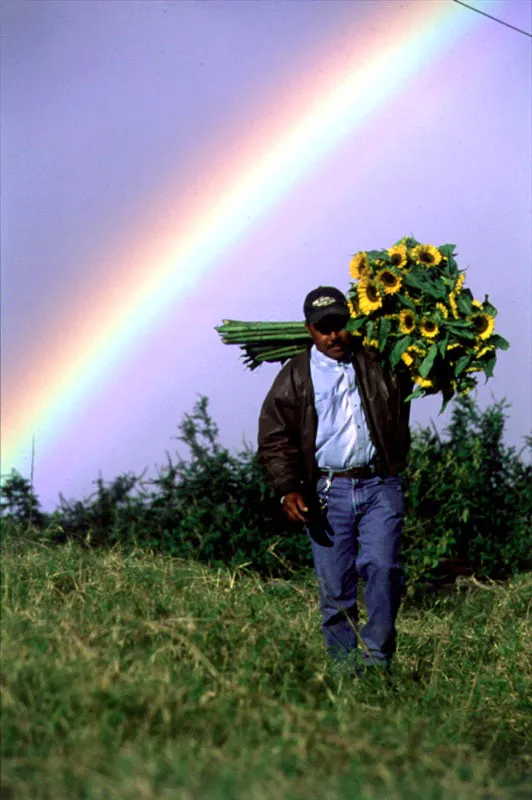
[310, 345, 376, 470]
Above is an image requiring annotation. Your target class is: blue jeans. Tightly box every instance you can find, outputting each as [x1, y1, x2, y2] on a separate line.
[307, 475, 405, 666]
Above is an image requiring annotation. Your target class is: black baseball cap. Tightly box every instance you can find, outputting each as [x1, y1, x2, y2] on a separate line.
[303, 286, 350, 325]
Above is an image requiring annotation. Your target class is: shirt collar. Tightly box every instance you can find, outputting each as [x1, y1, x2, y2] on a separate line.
[311, 345, 351, 368]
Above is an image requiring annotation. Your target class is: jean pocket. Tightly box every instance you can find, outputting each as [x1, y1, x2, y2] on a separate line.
[383, 475, 404, 491]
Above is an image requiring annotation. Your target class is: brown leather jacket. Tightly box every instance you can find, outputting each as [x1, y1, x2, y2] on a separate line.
[257, 345, 412, 499]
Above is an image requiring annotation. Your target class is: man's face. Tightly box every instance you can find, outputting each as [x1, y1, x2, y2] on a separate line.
[306, 315, 352, 361]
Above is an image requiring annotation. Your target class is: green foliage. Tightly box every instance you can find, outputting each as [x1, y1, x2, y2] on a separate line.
[1, 541, 531, 799]
[37, 396, 309, 576]
[143, 395, 310, 571]
[53, 472, 145, 546]
[402, 396, 531, 586]
[0, 469, 44, 527]
[5, 395, 531, 588]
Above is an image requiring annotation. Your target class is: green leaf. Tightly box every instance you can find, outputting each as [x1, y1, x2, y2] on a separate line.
[439, 243, 456, 257]
[483, 295, 498, 317]
[403, 268, 446, 300]
[455, 355, 471, 376]
[378, 317, 392, 351]
[439, 245, 457, 272]
[438, 394, 454, 414]
[457, 291, 473, 316]
[430, 281, 448, 300]
[346, 316, 366, 333]
[443, 319, 472, 328]
[438, 336, 449, 359]
[419, 343, 438, 379]
[366, 320, 374, 343]
[444, 322, 476, 341]
[483, 357, 496, 379]
[390, 335, 412, 368]
[402, 269, 424, 291]
[396, 293, 416, 310]
[490, 334, 510, 351]
[405, 386, 426, 402]
[400, 236, 420, 249]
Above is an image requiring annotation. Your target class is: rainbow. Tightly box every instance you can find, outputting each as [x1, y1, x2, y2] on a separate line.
[2, 0, 496, 473]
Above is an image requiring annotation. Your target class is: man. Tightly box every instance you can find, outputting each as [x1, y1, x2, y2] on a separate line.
[257, 286, 412, 674]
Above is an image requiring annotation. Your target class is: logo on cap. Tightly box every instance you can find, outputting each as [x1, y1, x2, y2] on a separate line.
[312, 296, 336, 308]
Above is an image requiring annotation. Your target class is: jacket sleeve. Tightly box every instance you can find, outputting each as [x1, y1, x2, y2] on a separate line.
[257, 364, 305, 498]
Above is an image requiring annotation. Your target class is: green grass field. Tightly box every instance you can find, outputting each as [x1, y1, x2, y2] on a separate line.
[1, 535, 531, 799]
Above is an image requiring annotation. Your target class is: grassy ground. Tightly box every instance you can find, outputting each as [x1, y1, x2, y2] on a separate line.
[1, 535, 531, 799]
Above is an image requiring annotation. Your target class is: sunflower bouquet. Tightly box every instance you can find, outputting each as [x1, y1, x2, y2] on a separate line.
[346, 237, 508, 405]
[216, 237, 508, 408]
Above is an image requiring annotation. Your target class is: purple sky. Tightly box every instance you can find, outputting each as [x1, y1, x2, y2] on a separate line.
[1, 0, 531, 510]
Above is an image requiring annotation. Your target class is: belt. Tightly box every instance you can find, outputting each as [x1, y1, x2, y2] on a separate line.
[320, 464, 383, 480]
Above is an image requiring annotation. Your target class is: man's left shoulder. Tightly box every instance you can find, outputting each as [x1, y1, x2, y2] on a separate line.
[354, 345, 383, 370]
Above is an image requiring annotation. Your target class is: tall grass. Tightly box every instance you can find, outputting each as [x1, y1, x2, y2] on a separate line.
[1, 536, 531, 799]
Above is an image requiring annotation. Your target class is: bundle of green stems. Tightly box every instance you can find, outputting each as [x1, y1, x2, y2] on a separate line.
[216, 320, 310, 370]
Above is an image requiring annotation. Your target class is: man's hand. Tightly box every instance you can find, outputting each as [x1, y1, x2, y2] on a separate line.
[282, 492, 309, 524]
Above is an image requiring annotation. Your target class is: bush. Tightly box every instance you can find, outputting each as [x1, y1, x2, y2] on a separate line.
[18, 397, 309, 576]
[2, 395, 530, 587]
[0, 470, 44, 527]
[140, 396, 310, 572]
[402, 396, 531, 584]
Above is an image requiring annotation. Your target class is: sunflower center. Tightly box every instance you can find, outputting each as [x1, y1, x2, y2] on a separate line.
[473, 317, 489, 334]
[367, 284, 379, 302]
[420, 251, 435, 264]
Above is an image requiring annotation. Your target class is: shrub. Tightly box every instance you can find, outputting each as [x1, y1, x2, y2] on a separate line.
[402, 396, 531, 584]
[3, 395, 530, 586]
[0, 470, 44, 527]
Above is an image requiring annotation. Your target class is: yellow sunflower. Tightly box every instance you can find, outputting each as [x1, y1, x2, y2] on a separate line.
[349, 252, 370, 281]
[475, 345, 495, 358]
[436, 302, 448, 319]
[415, 375, 434, 389]
[455, 273, 465, 293]
[399, 309, 416, 334]
[376, 268, 402, 295]
[387, 243, 408, 269]
[363, 336, 380, 350]
[420, 318, 439, 339]
[446, 343, 467, 362]
[449, 291, 459, 319]
[358, 278, 383, 314]
[411, 244, 442, 268]
[470, 312, 495, 340]
[472, 299, 483, 309]
[347, 297, 358, 318]
[401, 351, 414, 367]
